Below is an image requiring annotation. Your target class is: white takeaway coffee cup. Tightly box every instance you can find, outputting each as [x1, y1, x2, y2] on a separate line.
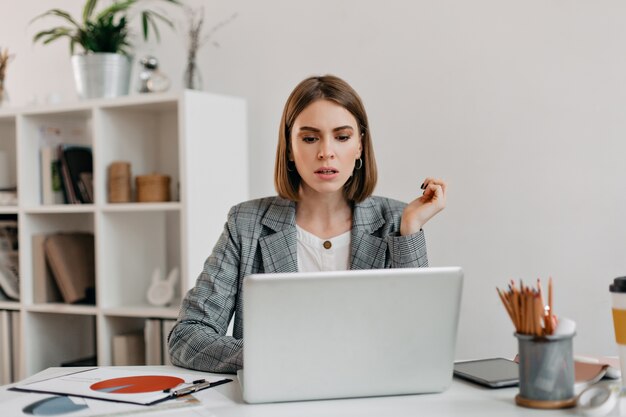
[609, 276, 626, 388]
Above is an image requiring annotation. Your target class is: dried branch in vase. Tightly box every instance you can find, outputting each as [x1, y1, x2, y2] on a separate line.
[0, 47, 15, 83]
[0, 47, 14, 104]
[183, 6, 237, 90]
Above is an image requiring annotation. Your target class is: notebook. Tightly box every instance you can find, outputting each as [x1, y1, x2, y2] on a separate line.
[240, 266, 464, 403]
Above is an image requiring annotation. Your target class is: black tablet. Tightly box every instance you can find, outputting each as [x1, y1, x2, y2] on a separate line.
[453, 358, 519, 388]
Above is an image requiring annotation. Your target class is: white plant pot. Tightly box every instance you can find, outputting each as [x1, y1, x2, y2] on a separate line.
[71, 53, 132, 99]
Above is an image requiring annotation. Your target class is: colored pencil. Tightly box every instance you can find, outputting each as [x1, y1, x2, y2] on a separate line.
[496, 278, 556, 336]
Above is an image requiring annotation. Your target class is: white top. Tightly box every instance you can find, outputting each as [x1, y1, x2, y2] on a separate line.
[296, 225, 351, 272]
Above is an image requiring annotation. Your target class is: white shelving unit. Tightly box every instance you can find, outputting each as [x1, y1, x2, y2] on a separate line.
[0, 91, 248, 379]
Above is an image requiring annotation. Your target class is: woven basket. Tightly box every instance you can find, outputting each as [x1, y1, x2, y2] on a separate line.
[136, 174, 170, 202]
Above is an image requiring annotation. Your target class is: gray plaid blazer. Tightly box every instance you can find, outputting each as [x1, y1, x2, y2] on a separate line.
[168, 195, 429, 374]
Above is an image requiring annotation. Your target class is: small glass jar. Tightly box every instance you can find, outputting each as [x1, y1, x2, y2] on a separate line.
[183, 59, 202, 90]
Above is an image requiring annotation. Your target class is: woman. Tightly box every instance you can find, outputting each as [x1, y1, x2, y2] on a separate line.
[168, 75, 447, 374]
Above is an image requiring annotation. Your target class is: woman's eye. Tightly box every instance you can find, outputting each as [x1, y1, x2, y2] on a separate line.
[302, 136, 318, 143]
[337, 135, 351, 142]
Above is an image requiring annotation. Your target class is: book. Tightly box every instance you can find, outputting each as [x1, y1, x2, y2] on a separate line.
[144, 319, 163, 365]
[574, 355, 621, 385]
[10, 311, 20, 381]
[43, 233, 95, 304]
[40, 146, 65, 205]
[57, 147, 76, 204]
[112, 332, 146, 366]
[57, 144, 93, 204]
[32, 234, 62, 303]
[0, 310, 12, 385]
[161, 319, 177, 366]
[79, 172, 94, 203]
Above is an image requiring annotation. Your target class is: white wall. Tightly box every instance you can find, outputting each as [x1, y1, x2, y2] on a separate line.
[3, 0, 626, 360]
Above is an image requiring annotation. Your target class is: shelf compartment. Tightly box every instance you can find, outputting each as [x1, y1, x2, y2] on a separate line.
[19, 111, 93, 207]
[99, 314, 176, 366]
[21, 212, 95, 305]
[95, 104, 179, 205]
[99, 315, 146, 366]
[24, 311, 96, 376]
[99, 210, 180, 309]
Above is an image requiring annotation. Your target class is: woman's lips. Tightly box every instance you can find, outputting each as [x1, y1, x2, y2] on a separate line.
[315, 167, 339, 179]
[315, 167, 338, 174]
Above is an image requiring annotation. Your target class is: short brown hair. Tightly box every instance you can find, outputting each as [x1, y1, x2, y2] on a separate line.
[274, 75, 377, 203]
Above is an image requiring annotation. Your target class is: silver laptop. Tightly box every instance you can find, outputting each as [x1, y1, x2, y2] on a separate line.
[240, 267, 463, 403]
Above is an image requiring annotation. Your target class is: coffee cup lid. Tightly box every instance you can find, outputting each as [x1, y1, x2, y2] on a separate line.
[609, 277, 626, 293]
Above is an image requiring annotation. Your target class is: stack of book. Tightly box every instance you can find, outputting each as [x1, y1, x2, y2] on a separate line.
[31, 232, 95, 305]
[40, 144, 93, 205]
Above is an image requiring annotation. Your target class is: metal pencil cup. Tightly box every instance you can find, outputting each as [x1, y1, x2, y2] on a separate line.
[515, 332, 576, 409]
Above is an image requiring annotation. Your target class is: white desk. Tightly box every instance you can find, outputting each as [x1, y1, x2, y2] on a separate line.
[2, 366, 590, 416]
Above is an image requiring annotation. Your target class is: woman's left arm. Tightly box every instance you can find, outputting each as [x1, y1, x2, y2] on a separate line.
[400, 177, 447, 236]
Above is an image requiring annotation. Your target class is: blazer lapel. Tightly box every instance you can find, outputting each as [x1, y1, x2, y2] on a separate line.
[258, 197, 388, 272]
[259, 199, 298, 273]
[350, 198, 388, 270]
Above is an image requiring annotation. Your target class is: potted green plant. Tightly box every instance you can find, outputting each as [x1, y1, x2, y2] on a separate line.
[32, 0, 180, 99]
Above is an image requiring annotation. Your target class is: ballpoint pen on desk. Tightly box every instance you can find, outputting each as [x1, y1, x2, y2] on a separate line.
[165, 378, 233, 398]
[496, 277, 558, 337]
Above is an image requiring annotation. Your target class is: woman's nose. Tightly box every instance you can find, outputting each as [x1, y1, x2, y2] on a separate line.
[317, 139, 335, 160]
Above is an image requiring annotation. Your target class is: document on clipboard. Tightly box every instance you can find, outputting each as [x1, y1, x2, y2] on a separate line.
[11, 368, 232, 405]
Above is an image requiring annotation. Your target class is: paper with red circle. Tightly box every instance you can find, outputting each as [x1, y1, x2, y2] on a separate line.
[90, 375, 184, 394]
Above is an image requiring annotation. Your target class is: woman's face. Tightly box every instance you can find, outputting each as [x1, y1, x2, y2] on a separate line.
[290, 99, 362, 199]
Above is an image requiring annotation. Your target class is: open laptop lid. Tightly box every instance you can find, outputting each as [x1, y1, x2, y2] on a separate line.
[241, 267, 463, 403]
